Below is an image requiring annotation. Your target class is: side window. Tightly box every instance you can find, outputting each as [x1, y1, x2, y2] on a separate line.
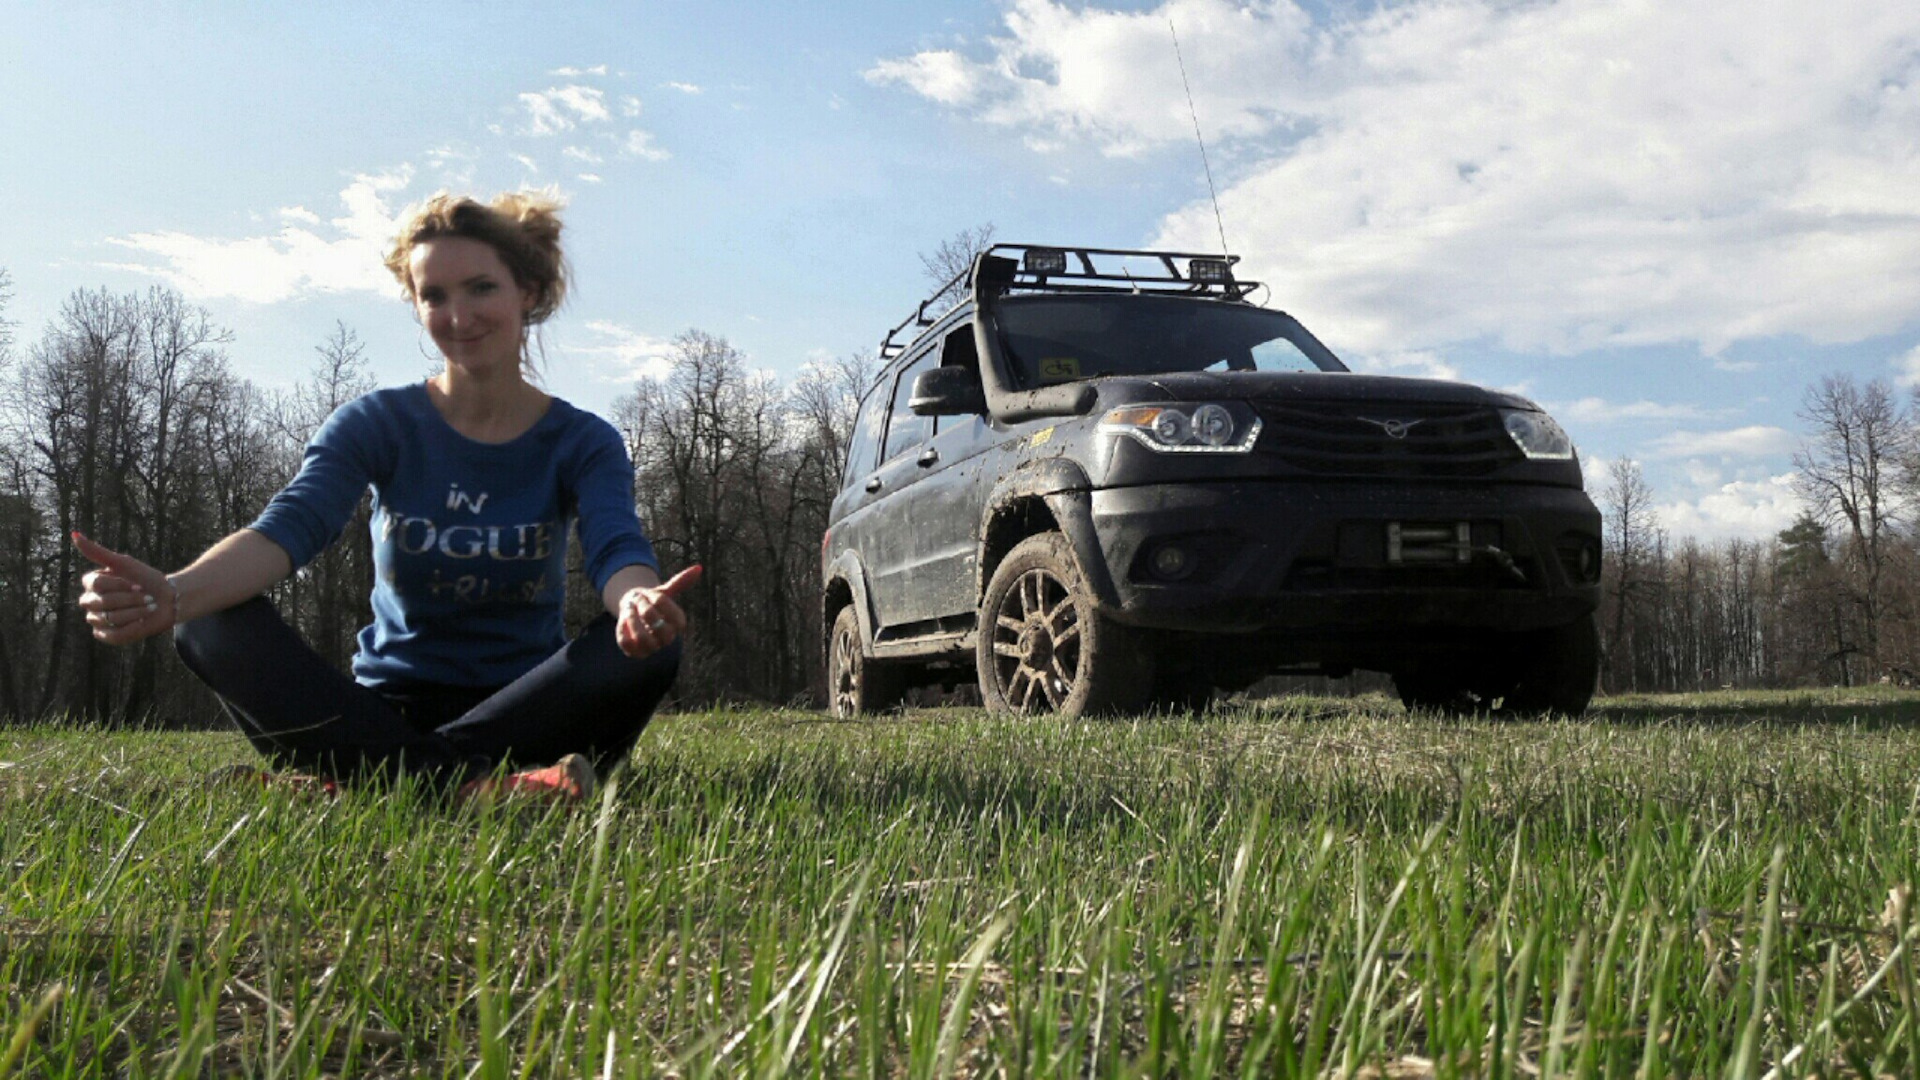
[841, 386, 885, 488]
[881, 351, 938, 462]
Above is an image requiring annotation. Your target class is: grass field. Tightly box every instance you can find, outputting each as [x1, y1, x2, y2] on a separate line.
[8, 689, 1920, 1078]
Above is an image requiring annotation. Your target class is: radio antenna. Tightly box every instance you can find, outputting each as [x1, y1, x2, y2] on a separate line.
[1170, 18, 1230, 257]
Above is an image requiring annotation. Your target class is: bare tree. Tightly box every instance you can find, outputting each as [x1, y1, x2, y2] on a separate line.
[0, 444, 35, 717]
[789, 350, 879, 487]
[1793, 374, 1910, 672]
[117, 289, 233, 716]
[274, 322, 376, 669]
[616, 330, 750, 697]
[0, 286, 268, 723]
[1600, 457, 1661, 691]
[0, 268, 14, 368]
[920, 224, 997, 310]
[16, 290, 137, 717]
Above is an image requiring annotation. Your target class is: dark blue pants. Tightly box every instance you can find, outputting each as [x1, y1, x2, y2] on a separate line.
[174, 596, 680, 787]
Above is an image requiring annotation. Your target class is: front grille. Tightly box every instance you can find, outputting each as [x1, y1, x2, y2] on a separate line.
[1252, 400, 1519, 477]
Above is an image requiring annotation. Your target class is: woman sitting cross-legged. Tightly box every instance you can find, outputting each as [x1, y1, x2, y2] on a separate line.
[72, 191, 694, 803]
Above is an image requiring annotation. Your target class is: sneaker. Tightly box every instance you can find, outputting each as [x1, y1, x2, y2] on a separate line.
[457, 753, 597, 806]
[205, 763, 340, 797]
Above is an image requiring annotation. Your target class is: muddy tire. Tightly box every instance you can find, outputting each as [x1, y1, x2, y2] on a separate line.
[976, 534, 1152, 717]
[828, 605, 904, 718]
[1502, 614, 1600, 717]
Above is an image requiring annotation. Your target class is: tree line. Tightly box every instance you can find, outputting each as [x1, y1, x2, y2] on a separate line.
[1, 267, 1916, 724]
[1598, 376, 1920, 692]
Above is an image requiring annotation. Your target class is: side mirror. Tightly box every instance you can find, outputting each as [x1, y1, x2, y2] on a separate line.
[910, 366, 986, 416]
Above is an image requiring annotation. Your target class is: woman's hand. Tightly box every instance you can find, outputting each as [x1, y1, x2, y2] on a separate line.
[72, 531, 177, 646]
[615, 564, 702, 659]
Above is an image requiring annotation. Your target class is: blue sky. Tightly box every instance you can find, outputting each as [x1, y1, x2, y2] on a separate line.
[5, 0, 1918, 540]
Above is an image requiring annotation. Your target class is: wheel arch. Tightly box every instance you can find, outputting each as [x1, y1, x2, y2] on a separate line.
[975, 460, 1122, 611]
[821, 550, 877, 654]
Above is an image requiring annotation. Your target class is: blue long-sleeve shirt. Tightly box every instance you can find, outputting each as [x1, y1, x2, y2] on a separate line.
[250, 384, 658, 689]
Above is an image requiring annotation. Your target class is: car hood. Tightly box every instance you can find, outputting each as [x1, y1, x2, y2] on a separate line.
[1089, 370, 1537, 411]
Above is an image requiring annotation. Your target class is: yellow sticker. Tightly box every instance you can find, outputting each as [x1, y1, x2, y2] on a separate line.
[1038, 356, 1081, 381]
[1029, 426, 1055, 448]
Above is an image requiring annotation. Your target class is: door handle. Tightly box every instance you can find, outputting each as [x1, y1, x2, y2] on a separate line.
[917, 448, 940, 467]
[865, 477, 883, 493]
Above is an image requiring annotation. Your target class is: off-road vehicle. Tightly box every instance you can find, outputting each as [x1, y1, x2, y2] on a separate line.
[822, 245, 1602, 718]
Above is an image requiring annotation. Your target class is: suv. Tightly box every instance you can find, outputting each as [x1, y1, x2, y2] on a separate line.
[822, 245, 1602, 718]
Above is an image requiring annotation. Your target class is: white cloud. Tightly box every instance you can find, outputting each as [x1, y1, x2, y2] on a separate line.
[576, 173, 604, 185]
[562, 145, 603, 164]
[870, 2, 1311, 152]
[519, 84, 610, 135]
[1555, 397, 1712, 424]
[1893, 343, 1920, 388]
[881, 1, 1920, 358]
[423, 143, 478, 187]
[1646, 425, 1796, 459]
[1655, 474, 1804, 540]
[619, 95, 643, 118]
[572, 320, 673, 381]
[865, 50, 985, 107]
[1681, 460, 1723, 487]
[619, 129, 671, 162]
[1579, 453, 1613, 492]
[663, 81, 703, 95]
[1346, 350, 1460, 381]
[105, 168, 413, 303]
[551, 64, 608, 77]
[511, 154, 539, 173]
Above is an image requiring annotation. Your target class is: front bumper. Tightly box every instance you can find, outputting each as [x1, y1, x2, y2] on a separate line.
[1079, 479, 1601, 637]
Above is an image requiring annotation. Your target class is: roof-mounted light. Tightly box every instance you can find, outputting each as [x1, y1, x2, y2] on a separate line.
[1188, 257, 1233, 284]
[1024, 248, 1068, 276]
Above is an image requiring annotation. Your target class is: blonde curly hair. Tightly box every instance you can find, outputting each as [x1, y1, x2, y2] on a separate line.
[384, 191, 569, 325]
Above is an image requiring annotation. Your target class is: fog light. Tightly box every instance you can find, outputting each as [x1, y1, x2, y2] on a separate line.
[1151, 544, 1192, 580]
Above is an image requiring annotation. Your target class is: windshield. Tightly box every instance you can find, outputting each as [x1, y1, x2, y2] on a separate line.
[995, 295, 1347, 386]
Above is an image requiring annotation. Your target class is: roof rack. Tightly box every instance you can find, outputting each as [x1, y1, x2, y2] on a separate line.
[880, 244, 1260, 358]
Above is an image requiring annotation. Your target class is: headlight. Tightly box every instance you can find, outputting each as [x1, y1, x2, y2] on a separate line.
[1499, 409, 1575, 460]
[1100, 403, 1262, 453]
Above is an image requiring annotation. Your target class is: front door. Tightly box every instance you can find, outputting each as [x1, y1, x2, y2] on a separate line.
[861, 348, 940, 630]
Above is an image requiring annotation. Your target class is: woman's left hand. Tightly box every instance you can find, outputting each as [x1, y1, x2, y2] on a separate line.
[616, 564, 702, 659]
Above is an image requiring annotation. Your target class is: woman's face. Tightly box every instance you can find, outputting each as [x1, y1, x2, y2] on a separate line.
[409, 236, 533, 378]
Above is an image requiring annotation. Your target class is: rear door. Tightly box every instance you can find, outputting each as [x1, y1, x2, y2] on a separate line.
[827, 377, 889, 612]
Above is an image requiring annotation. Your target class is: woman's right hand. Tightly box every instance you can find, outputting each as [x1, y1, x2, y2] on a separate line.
[72, 531, 177, 646]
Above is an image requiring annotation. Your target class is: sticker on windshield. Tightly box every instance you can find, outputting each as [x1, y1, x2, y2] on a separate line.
[1037, 356, 1081, 382]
